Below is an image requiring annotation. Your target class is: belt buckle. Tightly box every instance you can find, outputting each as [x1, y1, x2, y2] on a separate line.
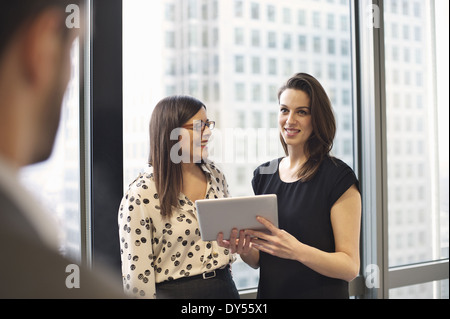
[202, 270, 216, 279]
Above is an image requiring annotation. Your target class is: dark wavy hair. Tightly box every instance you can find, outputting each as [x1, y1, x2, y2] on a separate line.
[278, 73, 336, 181]
[0, 1, 79, 59]
[149, 95, 206, 219]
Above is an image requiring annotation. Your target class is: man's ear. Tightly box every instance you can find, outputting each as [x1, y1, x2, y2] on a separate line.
[21, 9, 65, 89]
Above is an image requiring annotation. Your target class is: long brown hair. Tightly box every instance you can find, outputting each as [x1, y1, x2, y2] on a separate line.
[278, 73, 336, 181]
[149, 95, 206, 218]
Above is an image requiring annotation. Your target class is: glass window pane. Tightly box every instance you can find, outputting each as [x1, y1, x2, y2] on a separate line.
[384, 0, 449, 267]
[123, 0, 354, 291]
[19, 40, 81, 263]
[390, 279, 449, 299]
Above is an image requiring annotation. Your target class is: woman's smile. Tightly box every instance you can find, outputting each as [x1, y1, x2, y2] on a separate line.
[284, 128, 301, 137]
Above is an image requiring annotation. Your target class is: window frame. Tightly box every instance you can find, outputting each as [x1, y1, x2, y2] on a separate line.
[355, 0, 449, 298]
[80, 0, 124, 278]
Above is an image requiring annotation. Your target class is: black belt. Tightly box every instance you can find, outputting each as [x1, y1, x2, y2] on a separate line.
[161, 265, 230, 283]
[193, 264, 230, 280]
[202, 270, 218, 279]
[155, 264, 238, 299]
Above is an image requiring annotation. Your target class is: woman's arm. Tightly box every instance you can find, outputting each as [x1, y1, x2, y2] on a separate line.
[240, 247, 260, 269]
[118, 187, 157, 298]
[246, 184, 361, 282]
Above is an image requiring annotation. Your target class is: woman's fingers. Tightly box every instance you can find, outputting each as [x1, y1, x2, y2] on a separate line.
[251, 238, 275, 255]
[256, 216, 280, 234]
[229, 228, 238, 252]
[217, 232, 224, 243]
[217, 229, 254, 255]
[237, 230, 245, 254]
[243, 234, 252, 252]
[244, 229, 270, 241]
[217, 232, 227, 246]
[244, 216, 280, 239]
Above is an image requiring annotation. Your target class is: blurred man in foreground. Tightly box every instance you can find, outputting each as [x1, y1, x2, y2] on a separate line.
[0, 1, 123, 298]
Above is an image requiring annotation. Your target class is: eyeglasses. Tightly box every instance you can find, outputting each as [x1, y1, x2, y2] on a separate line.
[182, 120, 215, 131]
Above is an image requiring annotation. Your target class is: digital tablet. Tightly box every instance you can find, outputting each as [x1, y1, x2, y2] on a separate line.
[195, 194, 278, 241]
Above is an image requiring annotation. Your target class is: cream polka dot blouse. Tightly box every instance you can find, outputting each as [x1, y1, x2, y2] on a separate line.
[118, 162, 235, 298]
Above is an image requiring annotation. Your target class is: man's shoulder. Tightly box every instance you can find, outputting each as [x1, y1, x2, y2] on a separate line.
[0, 229, 124, 298]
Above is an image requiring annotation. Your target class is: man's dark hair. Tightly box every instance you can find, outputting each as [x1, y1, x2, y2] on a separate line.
[0, 1, 79, 59]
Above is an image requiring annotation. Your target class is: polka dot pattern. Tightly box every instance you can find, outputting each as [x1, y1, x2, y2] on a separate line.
[118, 162, 234, 299]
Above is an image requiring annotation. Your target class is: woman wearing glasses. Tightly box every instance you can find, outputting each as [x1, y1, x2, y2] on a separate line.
[218, 73, 361, 299]
[118, 95, 239, 299]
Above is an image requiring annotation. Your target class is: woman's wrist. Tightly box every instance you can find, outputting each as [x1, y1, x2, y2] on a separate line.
[293, 241, 308, 264]
[240, 247, 259, 269]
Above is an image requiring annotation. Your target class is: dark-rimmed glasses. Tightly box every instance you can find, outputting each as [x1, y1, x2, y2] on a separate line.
[182, 120, 215, 131]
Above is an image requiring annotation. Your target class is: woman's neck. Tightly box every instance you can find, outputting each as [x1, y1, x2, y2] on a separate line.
[181, 162, 205, 184]
[181, 162, 199, 174]
[286, 145, 308, 168]
[180, 162, 207, 202]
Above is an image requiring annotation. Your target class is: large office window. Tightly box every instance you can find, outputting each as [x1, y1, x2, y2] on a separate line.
[358, 0, 448, 299]
[123, 0, 355, 291]
[383, 0, 449, 299]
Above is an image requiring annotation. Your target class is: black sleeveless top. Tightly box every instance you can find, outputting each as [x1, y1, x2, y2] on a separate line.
[251, 156, 359, 299]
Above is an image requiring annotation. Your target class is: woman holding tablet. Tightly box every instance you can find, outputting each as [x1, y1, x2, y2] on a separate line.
[218, 73, 361, 299]
[118, 95, 239, 299]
